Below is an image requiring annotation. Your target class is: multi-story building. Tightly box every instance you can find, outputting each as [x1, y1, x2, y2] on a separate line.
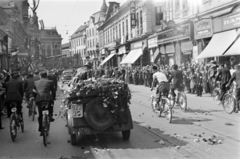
[40, 27, 62, 69]
[0, 0, 29, 71]
[61, 42, 70, 68]
[70, 24, 87, 67]
[98, 0, 165, 67]
[86, 12, 102, 68]
[194, 0, 240, 64]
[0, 29, 8, 71]
[152, 0, 240, 66]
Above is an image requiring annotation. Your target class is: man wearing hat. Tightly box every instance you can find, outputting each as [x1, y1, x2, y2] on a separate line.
[78, 62, 93, 80]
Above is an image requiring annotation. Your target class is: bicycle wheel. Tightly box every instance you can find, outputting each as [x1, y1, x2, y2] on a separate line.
[42, 114, 48, 146]
[10, 114, 17, 142]
[222, 93, 235, 114]
[164, 99, 172, 123]
[179, 92, 187, 111]
[212, 88, 221, 105]
[20, 115, 24, 133]
[32, 103, 36, 121]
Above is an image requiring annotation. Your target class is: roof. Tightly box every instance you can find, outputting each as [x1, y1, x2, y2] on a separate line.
[61, 42, 70, 49]
[71, 24, 88, 39]
[100, 0, 108, 12]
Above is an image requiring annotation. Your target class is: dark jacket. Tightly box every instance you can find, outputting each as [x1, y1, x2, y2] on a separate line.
[24, 77, 35, 93]
[5, 80, 24, 101]
[216, 68, 231, 85]
[34, 79, 56, 102]
[228, 70, 240, 89]
[196, 72, 203, 85]
[168, 70, 183, 89]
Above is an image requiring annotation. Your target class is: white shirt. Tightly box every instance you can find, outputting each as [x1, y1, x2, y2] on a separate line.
[153, 72, 168, 83]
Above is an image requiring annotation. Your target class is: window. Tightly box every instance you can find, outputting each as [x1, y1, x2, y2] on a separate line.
[119, 23, 121, 37]
[116, 25, 118, 39]
[126, 19, 128, 35]
[92, 28, 94, 36]
[136, 13, 139, 26]
[155, 6, 163, 25]
[122, 21, 125, 36]
[113, 26, 115, 40]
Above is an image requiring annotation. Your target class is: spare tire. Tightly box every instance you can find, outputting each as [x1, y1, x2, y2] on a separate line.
[84, 98, 116, 130]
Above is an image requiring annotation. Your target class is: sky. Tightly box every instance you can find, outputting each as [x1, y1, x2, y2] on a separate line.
[37, 0, 128, 44]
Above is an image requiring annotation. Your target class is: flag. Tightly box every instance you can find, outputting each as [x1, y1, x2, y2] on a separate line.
[39, 20, 44, 29]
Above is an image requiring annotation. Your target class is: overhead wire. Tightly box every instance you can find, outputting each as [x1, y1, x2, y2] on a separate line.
[65, 0, 79, 34]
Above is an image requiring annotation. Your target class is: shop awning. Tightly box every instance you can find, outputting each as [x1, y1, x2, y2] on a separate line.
[99, 53, 116, 66]
[197, 30, 237, 59]
[223, 36, 240, 56]
[120, 48, 142, 64]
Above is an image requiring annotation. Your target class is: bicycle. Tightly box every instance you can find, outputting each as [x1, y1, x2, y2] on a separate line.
[41, 101, 51, 146]
[150, 91, 173, 123]
[27, 95, 36, 121]
[222, 85, 236, 114]
[212, 81, 221, 105]
[169, 88, 187, 111]
[9, 101, 24, 142]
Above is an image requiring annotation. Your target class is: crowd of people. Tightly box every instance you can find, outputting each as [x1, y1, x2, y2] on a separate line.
[0, 69, 59, 136]
[1, 59, 240, 134]
[83, 60, 240, 112]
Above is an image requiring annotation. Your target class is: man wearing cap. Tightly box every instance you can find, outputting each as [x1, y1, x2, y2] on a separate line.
[78, 62, 93, 80]
[227, 64, 240, 113]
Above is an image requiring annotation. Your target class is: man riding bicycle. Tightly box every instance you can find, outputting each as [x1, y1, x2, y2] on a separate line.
[215, 63, 231, 101]
[5, 73, 24, 119]
[34, 72, 56, 136]
[150, 66, 170, 104]
[168, 64, 184, 106]
[24, 73, 37, 108]
[227, 64, 240, 113]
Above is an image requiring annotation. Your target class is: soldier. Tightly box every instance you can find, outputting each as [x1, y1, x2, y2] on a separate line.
[148, 66, 153, 88]
[196, 69, 203, 97]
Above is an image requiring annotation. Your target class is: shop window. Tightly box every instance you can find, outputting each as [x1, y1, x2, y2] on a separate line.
[155, 6, 163, 26]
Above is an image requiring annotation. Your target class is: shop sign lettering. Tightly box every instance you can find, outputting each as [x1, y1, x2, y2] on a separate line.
[158, 24, 190, 40]
[194, 19, 213, 40]
[148, 37, 158, 48]
[222, 13, 240, 30]
[132, 41, 142, 49]
[119, 46, 126, 54]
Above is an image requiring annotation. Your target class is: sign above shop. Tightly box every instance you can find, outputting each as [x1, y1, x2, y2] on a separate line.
[118, 46, 126, 54]
[132, 41, 142, 49]
[148, 37, 158, 49]
[222, 12, 240, 31]
[158, 24, 190, 41]
[194, 19, 213, 40]
[130, 0, 136, 28]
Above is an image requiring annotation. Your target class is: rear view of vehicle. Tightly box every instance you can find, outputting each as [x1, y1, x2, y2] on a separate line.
[63, 78, 133, 145]
[61, 75, 72, 84]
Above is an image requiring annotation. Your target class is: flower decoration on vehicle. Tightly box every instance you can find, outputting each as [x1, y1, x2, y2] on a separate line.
[64, 77, 132, 118]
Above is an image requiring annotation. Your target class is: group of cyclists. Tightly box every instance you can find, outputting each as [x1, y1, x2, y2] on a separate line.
[0, 70, 58, 136]
[150, 63, 240, 113]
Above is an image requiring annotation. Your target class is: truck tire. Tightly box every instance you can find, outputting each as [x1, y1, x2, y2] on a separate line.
[84, 98, 115, 130]
[70, 134, 77, 145]
[122, 130, 130, 140]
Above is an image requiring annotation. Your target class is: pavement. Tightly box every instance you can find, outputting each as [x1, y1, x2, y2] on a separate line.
[0, 83, 239, 159]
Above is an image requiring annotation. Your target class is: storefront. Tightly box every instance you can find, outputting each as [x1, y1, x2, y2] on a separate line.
[147, 35, 159, 65]
[197, 5, 240, 64]
[100, 50, 116, 67]
[118, 45, 127, 66]
[120, 39, 149, 67]
[157, 23, 193, 66]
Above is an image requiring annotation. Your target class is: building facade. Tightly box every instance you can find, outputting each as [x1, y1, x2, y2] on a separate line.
[40, 27, 62, 69]
[70, 24, 87, 68]
[194, 0, 240, 64]
[0, 0, 29, 72]
[61, 42, 71, 68]
[98, 0, 166, 67]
